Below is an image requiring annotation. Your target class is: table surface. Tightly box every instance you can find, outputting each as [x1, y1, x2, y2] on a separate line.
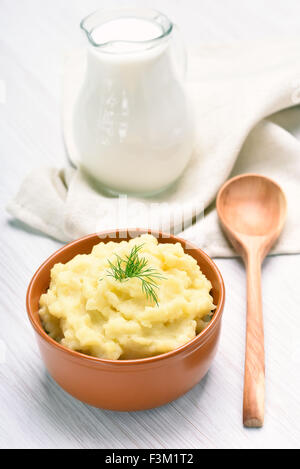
[1, 0, 300, 449]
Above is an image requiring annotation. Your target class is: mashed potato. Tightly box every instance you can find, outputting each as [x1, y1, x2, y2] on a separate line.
[39, 234, 215, 359]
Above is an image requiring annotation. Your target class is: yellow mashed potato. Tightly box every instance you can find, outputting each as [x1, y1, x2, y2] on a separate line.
[39, 234, 215, 360]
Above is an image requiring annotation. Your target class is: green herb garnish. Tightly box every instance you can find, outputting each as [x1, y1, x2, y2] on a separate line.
[106, 244, 165, 306]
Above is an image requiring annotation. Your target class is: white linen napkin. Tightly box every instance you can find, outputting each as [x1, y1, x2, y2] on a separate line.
[7, 40, 300, 257]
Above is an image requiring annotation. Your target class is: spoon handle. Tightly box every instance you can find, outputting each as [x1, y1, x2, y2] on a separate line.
[243, 250, 265, 427]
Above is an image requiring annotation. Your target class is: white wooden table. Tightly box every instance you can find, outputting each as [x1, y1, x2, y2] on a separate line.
[1, 0, 300, 449]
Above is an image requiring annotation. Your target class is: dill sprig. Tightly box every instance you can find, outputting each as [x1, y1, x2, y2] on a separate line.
[106, 244, 165, 306]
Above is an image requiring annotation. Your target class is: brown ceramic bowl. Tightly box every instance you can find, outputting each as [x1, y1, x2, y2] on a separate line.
[26, 229, 225, 411]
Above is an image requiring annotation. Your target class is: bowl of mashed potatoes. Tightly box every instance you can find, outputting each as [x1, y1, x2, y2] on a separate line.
[27, 229, 225, 410]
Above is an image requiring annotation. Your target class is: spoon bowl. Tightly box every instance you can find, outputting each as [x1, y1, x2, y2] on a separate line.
[26, 230, 225, 411]
[217, 173, 287, 428]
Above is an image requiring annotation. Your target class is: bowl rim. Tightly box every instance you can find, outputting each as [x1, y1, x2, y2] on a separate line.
[26, 229, 225, 366]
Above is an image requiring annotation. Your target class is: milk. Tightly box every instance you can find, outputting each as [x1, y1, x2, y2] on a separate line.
[73, 13, 194, 195]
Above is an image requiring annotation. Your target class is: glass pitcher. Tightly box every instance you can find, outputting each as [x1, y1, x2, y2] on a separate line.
[72, 8, 194, 195]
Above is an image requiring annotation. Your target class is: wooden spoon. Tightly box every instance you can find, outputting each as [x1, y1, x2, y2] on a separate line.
[216, 174, 287, 428]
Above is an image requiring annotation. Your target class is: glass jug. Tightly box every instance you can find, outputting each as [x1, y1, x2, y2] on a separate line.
[72, 8, 194, 195]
